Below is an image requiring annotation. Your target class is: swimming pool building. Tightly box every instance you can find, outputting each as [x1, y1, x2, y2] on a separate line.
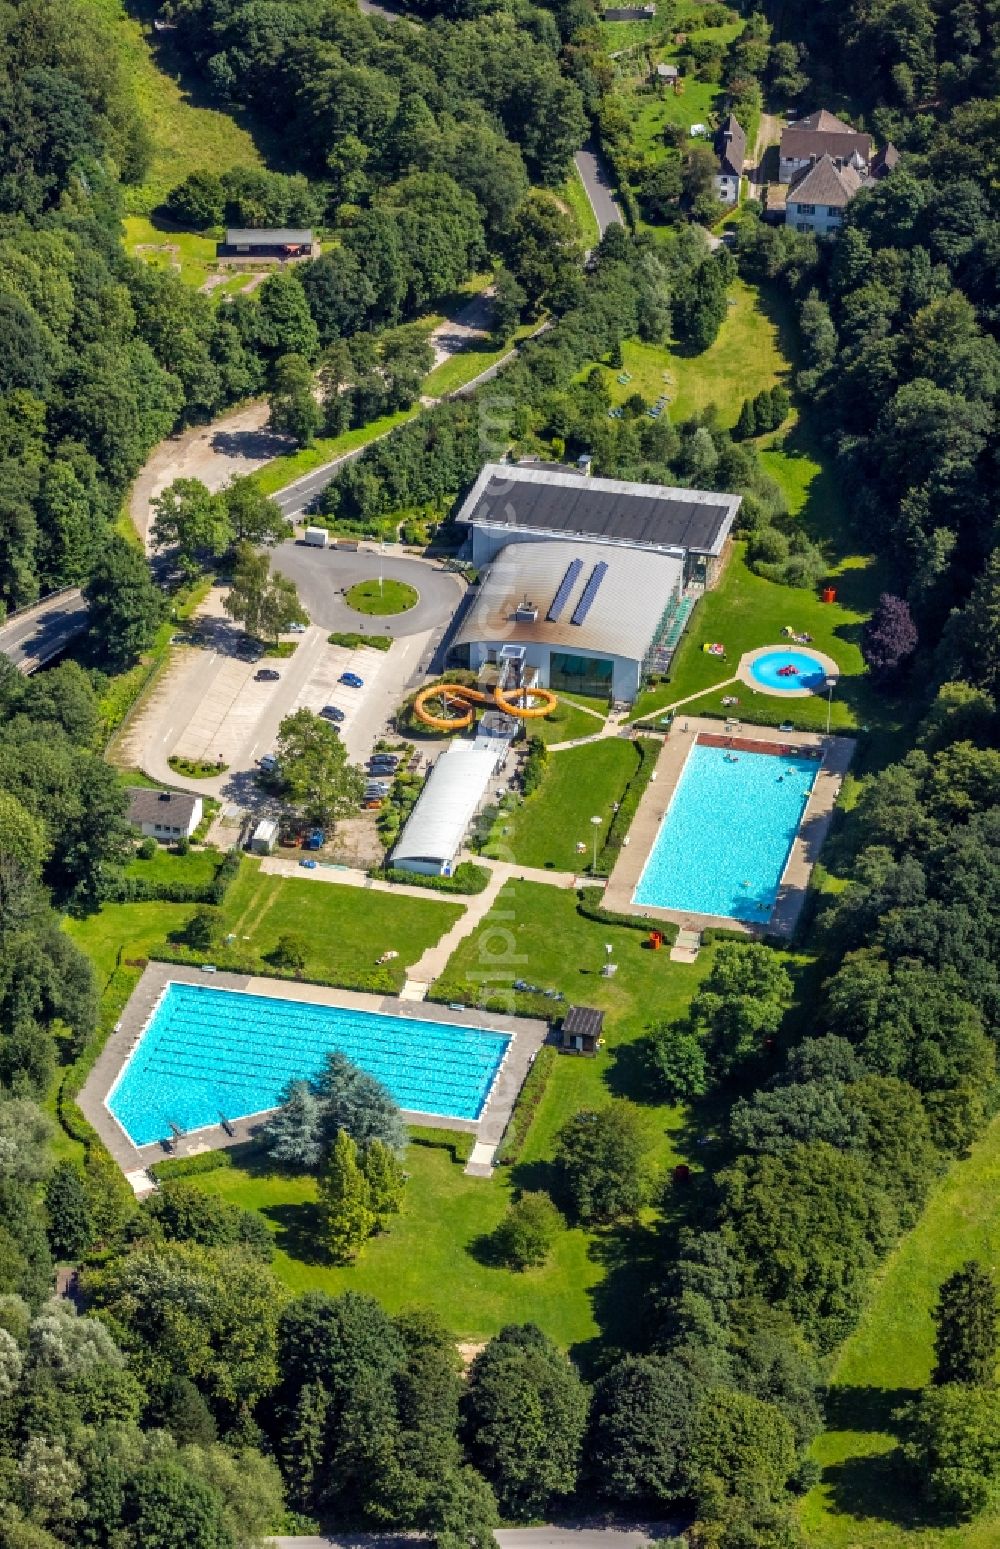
[450, 463, 741, 702]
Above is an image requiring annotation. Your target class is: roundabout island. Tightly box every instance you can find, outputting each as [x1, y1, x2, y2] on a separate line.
[344, 578, 419, 616]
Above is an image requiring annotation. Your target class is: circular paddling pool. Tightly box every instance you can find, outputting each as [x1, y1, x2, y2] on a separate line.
[749, 649, 830, 693]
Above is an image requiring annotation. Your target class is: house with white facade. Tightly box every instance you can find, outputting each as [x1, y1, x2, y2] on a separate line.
[714, 113, 746, 203]
[126, 788, 203, 842]
[785, 154, 864, 234]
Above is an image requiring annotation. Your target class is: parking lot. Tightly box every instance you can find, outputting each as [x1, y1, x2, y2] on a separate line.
[117, 587, 438, 797]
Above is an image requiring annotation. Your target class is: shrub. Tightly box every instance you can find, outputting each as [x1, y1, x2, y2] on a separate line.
[137, 836, 158, 860]
[522, 735, 548, 796]
[495, 1046, 558, 1164]
[327, 631, 392, 651]
[575, 886, 679, 942]
[268, 933, 308, 971]
[407, 1127, 475, 1164]
[375, 862, 492, 895]
[174, 835, 191, 856]
[597, 738, 658, 872]
[491, 1192, 564, 1270]
[150, 1150, 236, 1181]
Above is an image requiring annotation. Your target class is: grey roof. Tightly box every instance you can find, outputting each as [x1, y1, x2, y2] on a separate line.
[780, 119, 872, 165]
[871, 141, 899, 177]
[455, 538, 684, 665]
[563, 1005, 604, 1038]
[788, 154, 863, 208]
[225, 228, 313, 245]
[455, 463, 741, 558]
[656, 62, 679, 77]
[126, 787, 200, 826]
[716, 113, 746, 177]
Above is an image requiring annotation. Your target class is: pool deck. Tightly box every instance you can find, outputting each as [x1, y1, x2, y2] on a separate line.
[736, 643, 841, 697]
[602, 716, 854, 939]
[78, 961, 549, 1184]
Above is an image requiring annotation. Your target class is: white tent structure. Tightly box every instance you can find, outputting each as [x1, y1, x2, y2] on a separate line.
[391, 743, 498, 876]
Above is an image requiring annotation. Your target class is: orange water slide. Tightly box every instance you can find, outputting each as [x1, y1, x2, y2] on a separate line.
[413, 682, 558, 730]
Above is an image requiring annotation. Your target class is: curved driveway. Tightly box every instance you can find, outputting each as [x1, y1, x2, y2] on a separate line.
[272, 541, 465, 639]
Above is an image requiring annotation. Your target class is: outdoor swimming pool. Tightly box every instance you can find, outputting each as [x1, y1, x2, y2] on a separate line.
[749, 649, 830, 692]
[108, 983, 511, 1146]
[632, 742, 820, 921]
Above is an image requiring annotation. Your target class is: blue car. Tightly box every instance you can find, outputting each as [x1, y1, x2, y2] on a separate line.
[339, 672, 364, 688]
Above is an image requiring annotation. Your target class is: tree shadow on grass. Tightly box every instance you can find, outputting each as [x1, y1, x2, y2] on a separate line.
[572, 1218, 664, 1373]
[261, 1199, 328, 1266]
[818, 1384, 945, 1532]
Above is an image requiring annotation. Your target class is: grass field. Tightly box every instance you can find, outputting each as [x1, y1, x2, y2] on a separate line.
[531, 698, 606, 746]
[83, 0, 265, 213]
[124, 846, 221, 889]
[123, 216, 253, 299]
[558, 165, 601, 248]
[586, 280, 789, 430]
[800, 1113, 1000, 1548]
[503, 740, 642, 871]
[632, 542, 874, 731]
[252, 411, 417, 499]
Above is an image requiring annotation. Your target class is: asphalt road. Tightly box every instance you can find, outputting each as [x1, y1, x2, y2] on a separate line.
[0, 589, 88, 673]
[575, 140, 624, 237]
[271, 541, 466, 641]
[269, 1526, 676, 1549]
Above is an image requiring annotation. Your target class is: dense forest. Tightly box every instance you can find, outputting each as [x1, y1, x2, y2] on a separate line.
[0, 0, 998, 1543]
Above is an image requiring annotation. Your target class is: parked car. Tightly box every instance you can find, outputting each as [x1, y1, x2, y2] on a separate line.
[339, 672, 364, 688]
[255, 668, 280, 682]
[369, 754, 399, 770]
[364, 783, 392, 798]
[320, 705, 345, 723]
[299, 858, 318, 869]
[289, 621, 307, 634]
[258, 753, 279, 773]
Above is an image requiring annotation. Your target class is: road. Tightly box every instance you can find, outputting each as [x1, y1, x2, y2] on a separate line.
[575, 139, 624, 237]
[269, 1525, 676, 1549]
[0, 589, 88, 673]
[271, 542, 465, 641]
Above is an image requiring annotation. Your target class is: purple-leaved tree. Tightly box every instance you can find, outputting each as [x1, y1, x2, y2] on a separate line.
[863, 592, 918, 682]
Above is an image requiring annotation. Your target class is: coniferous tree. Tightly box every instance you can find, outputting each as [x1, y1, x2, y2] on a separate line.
[362, 1140, 405, 1232]
[44, 1161, 92, 1261]
[735, 398, 757, 440]
[319, 1130, 375, 1263]
[933, 1261, 999, 1387]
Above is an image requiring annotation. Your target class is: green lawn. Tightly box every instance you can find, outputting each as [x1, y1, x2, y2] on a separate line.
[632, 542, 874, 732]
[421, 321, 536, 399]
[531, 698, 606, 746]
[800, 1112, 1000, 1549]
[214, 863, 461, 988]
[253, 411, 417, 499]
[191, 1140, 607, 1349]
[586, 280, 789, 430]
[345, 579, 418, 616]
[125, 845, 221, 889]
[502, 740, 643, 871]
[83, 0, 265, 213]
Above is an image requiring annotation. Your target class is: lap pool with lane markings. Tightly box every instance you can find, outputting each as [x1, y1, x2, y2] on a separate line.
[108, 982, 510, 1146]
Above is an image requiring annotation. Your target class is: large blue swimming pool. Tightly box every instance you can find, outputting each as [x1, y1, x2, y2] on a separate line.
[632, 742, 819, 921]
[108, 983, 511, 1146]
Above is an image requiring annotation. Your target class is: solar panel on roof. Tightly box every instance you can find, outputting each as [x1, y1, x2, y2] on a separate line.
[546, 558, 584, 621]
[570, 561, 609, 625]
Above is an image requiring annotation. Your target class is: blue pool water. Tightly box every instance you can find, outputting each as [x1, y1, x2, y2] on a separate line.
[750, 649, 829, 692]
[108, 983, 511, 1146]
[632, 742, 819, 921]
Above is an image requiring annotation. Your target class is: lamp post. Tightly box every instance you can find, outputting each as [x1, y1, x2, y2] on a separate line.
[825, 675, 837, 736]
[590, 814, 602, 874]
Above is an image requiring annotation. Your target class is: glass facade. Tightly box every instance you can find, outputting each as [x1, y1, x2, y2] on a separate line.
[549, 651, 614, 698]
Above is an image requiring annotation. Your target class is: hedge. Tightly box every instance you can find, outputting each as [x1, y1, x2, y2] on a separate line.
[150, 1149, 236, 1180]
[328, 631, 392, 651]
[521, 736, 547, 796]
[495, 1046, 558, 1165]
[596, 737, 658, 872]
[575, 886, 679, 943]
[407, 1126, 475, 1164]
[426, 983, 560, 1023]
[374, 861, 492, 895]
[151, 949, 404, 996]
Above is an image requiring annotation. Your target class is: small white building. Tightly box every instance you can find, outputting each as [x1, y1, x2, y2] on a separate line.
[391, 743, 498, 876]
[126, 788, 203, 842]
[250, 819, 279, 855]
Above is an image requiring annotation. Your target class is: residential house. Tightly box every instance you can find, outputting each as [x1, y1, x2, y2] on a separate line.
[785, 154, 863, 235]
[655, 62, 679, 85]
[779, 110, 872, 184]
[714, 112, 746, 203]
[602, 3, 655, 18]
[871, 141, 900, 178]
[126, 788, 203, 841]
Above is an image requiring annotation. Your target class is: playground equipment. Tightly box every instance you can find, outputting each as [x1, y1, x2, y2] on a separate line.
[413, 681, 559, 730]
